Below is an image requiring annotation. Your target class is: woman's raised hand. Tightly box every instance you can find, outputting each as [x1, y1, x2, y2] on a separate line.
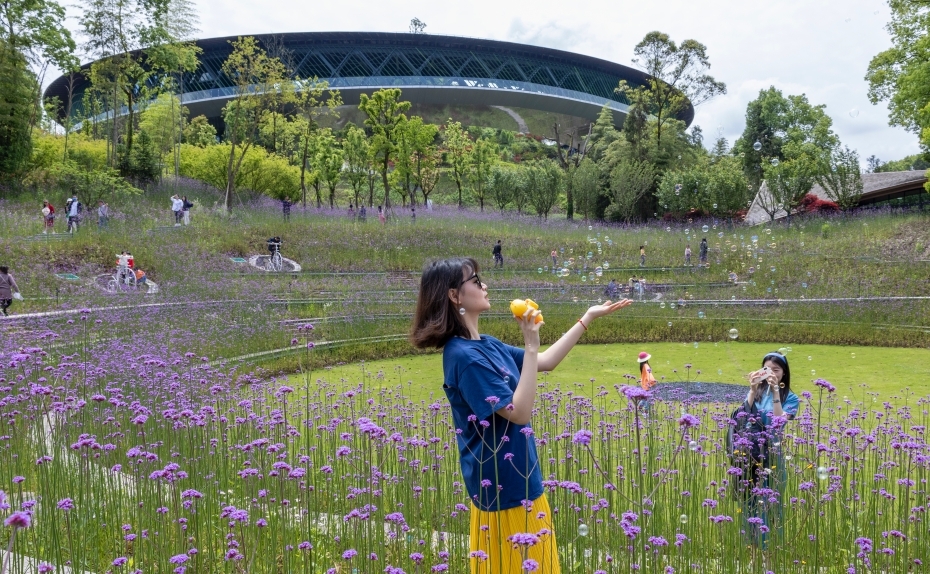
[516, 308, 542, 351]
[584, 299, 633, 320]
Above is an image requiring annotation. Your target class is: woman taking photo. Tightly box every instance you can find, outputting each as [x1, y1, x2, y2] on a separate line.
[410, 257, 631, 573]
[739, 351, 800, 550]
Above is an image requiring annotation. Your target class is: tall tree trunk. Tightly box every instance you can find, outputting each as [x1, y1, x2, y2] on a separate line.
[382, 154, 391, 210]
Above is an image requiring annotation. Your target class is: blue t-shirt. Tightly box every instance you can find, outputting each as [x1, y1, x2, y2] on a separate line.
[442, 335, 543, 511]
[748, 387, 800, 420]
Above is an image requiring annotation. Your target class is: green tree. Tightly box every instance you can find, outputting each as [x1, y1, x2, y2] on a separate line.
[607, 159, 655, 223]
[415, 149, 441, 207]
[733, 88, 838, 191]
[293, 77, 341, 206]
[816, 145, 863, 212]
[487, 163, 515, 214]
[619, 31, 726, 150]
[51, 161, 142, 206]
[219, 36, 289, 211]
[358, 88, 410, 211]
[525, 160, 563, 220]
[314, 128, 343, 209]
[342, 123, 369, 208]
[442, 119, 471, 207]
[183, 115, 216, 147]
[572, 157, 601, 220]
[469, 137, 498, 211]
[761, 155, 816, 222]
[0, 42, 35, 180]
[512, 164, 529, 214]
[392, 116, 435, 206]
[866, 0, 930, 156]
[139, 93, 188, 158]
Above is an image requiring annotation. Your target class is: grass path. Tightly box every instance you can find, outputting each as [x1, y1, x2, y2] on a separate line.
[298, 341, 930, 403]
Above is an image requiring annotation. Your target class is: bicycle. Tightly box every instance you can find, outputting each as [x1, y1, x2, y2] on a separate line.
[107, 265, 137, 292]
[267, 239, 283, 271]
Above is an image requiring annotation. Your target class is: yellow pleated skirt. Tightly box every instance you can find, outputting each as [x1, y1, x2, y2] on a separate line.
[469, 494, 561, 574]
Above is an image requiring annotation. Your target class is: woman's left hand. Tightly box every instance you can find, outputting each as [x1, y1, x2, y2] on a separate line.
[584, 299, 633, 320]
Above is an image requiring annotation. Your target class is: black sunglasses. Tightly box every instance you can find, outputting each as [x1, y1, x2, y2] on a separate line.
[460, 272, 482, 288]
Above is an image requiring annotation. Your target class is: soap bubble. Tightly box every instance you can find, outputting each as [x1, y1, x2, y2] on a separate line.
[578, 524, 589, 537]
[698, 311, 705, 319]
[718, 369, 723, 375]
[811, 369, 816, 376]
[817, 466, 828, 480]
[688, 440, 698, 451]
[802, 282, 808, 288]
[849, 108, 859, 118]
[660, 302, 666, 309]
[603, 262, 610, 270]
[717, 232, 724, 238]
[594, 266, 603, 277]
[670, 303, 676, 309]
[667, 322, 673, 327]
[588, 225, 593, 231]
[748, 266, 756, 274]
[753, 141, 762, 151]
[581, 275, 587, 282]
[572, 296, 578, 303]
[778, 347, 789, 354]
[808, 356, 812, 361]
[730, 245, 737, 252]
[701, 225, 709, 233]
[728, 328, 739, 340]
[771, 158, 779, 167]
[538, 268, 543, 274]
[851, 352, 856, 359]
[666, 226, 671, 233]
[712, 203, 717, 209]
[770, 267, 776, 273]
[693, 342, 699, 349]
[680, 514, 688, 524]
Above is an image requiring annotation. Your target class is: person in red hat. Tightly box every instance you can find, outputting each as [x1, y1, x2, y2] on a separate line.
[638, 351, 657, 390]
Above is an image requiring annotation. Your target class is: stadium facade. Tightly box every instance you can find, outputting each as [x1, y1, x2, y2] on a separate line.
[44, 32, 694, 130]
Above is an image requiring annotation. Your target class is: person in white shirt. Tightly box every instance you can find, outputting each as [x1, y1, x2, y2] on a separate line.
[171, 195, 184, 226]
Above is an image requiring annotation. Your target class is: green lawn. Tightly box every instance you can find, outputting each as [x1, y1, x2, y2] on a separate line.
[298, 341, 930, 403]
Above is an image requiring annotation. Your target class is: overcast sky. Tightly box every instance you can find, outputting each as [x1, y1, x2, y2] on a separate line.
[64, 0, 920, 163]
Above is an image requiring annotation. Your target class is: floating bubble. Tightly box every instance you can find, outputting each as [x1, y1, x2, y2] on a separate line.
[667, 322, 673, 327]
[712, 204, 717, 209]
[751, 235, 758, 243]
[717, 232, 724, 238]
[594, 266, 603, 277]
[771, 158, 779, 167]
[587, 252, 593, 259]
[770, 267, 776, 273]
[538, 268, 543, 274]
[753, 141, 762, 151]
[802, 282, 808, 288]
[572, 296, 579, 303]
[765, 229, 772, 235]
[581, 275, 587, 282]
[588, 225, 593, 231]
[730, 245, 737, 252]
[666, 227, 672, 233]
[603, 262, 610, 270]
[811, 370, 816, 376]
[698, 311, 705, 319]
[702, 225, 709, 233]
[849, 108, 859, 118]
[679, 514, 688, 524]
[660, 302, 666, 309]
[728, 328, 739, 340]
[851, 352, 856, 359]
[688, 440, 698, 451]
[817, 466, 828, 480]
[675, 189, 681, 196]
[670, 303, 676, 310]
[578, 524, 589, 537]
[693, 342, 699, 349]
[808, 356, 812, 361]
[778, 347, 789, 354]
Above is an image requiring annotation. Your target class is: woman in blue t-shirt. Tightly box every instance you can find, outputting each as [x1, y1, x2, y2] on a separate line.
[410, 257, 631, 574]
[742, 351, 800, 550]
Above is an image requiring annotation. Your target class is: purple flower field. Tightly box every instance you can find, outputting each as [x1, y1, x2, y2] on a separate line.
[0, 312, 927, 573]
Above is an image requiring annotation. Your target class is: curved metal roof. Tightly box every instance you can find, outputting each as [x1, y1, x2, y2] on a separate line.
[44, 31, 695, 129]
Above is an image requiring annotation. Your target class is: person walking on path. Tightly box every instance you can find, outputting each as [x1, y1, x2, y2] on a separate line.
[0, 266, 22, 316]
[182, 196, 193, 225]
[409, 257, 632, 574]
[492, 240, 503, 268]
[42, 201, 54, 234]
[700, 238, 708, 266]
[551, 249, 558, 268]
[282, 198, 291, 222]
[171, 195, 183, 226]
[378, 205, 385, 224]
[66, 194, 81, 233]
[604, 278, 619, 299]
[411, 207, 416, 223]
[685, 244, 692, 266]
[359, 205, 366, 222]
[639, 245, 646, 267]
[97, 200, 110, 230]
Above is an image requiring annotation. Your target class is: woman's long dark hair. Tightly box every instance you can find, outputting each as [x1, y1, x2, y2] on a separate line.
[409, 258, 477, 349]
[762, 352, 791, 402]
